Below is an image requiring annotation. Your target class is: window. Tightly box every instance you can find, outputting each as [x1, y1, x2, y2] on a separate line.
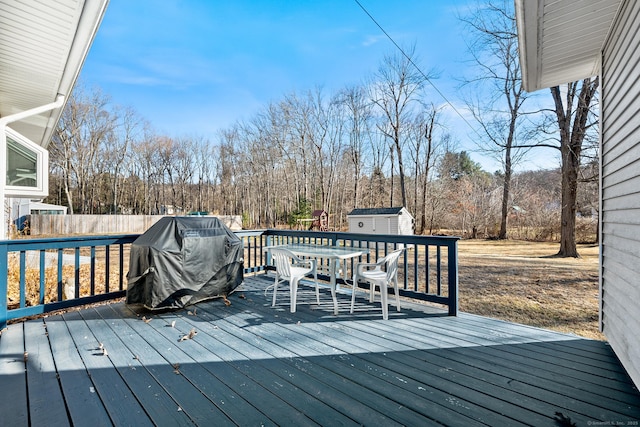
[4, 127, 48, 196]
[7, 136, 37, 186]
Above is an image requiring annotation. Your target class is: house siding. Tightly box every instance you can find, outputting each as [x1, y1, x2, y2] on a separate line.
[601, 0, 640, 386]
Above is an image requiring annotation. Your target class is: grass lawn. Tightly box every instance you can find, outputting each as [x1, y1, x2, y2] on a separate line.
[457, 239, 602, 340]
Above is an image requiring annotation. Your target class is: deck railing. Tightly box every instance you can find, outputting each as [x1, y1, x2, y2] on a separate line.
[1, 229, 458, 328]
[246, 230, 459, 316]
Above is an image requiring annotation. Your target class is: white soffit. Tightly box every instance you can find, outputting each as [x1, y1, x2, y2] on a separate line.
[516, 0, 622, 92]
[0, 0, 108, 148]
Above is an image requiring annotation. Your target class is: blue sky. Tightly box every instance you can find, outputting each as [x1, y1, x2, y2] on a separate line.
[81, 0, 558, 172]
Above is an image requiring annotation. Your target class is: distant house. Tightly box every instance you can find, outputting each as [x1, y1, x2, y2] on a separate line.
[347, 207, 414, 237]
[10, 198, 67, 232]
[516, 0, 640, 386]
[310, 210, 328, 231]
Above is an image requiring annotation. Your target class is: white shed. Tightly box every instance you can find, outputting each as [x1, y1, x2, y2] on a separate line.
[9, 197, 67, 231]
[347, 207, 414, 236]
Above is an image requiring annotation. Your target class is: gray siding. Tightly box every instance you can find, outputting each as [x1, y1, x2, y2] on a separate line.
[601, 0, 640, 387]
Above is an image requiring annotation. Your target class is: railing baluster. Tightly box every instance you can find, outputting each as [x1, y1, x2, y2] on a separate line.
[0, 243, 8, 329]
[402, 249, 408, 290]
[448, 241, 459, 316]
[436, 246, 442, 295]
[413, 245, 419, 292]
[119, 243, 124, 291]
[57, 248, 63, 301]
[105, 245, 110, 293]
[90, 246, 96, 295]
[39, 250, 45, 304]
[75, 247, 80, 298]
[425, 244, 430, 294]
[19, 251, 26, 308]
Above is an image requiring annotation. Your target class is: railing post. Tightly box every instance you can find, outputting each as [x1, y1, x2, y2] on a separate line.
[0, 242, 7, 330]
[448, 240, 459, 316]
[265, 231, 272, 266]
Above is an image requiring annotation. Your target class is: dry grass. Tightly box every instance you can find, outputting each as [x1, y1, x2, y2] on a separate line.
[458, 239, 602, 340]
[7, 251, 126, 310]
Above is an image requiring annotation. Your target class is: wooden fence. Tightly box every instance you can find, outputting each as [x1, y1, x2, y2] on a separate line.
[27, 214, 242, 235]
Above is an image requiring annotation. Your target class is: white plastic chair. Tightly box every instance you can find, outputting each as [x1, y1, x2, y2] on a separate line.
[270, 248, 318, 313]
[351, 249, 403, 320]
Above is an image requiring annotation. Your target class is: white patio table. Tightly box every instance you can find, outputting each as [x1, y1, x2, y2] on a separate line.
[265, 243, 365, 314]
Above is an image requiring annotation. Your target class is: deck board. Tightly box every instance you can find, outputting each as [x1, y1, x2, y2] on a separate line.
[2, 273, 639, 426]
[56, 311, 156, 426]
[104, 303, 276, 426]
[0, 323, 29, 426]
[192, 302, 410, 426]
[79, 306, 234, 426]
[24, 320, 70, 427]
[44, 315, 115, 427]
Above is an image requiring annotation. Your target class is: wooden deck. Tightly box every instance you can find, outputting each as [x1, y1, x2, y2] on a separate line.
[1, 274, 639, 426]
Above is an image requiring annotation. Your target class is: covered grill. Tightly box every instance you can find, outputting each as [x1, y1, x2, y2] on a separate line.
[126, 217, 244, 310]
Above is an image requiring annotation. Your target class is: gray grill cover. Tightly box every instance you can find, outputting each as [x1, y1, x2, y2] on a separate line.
[126, 217, 244, 310]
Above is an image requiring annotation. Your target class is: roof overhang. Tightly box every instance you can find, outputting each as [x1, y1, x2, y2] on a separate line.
[515, 0, 622, 92]
[0, 0, 109, 148]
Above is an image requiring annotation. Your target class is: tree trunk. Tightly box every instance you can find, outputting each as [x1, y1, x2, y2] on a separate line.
[63, 164, 74, 215]
[499, 145, 512, 239]
[551, 77, 598, 257]
[394, 137, 408, 208]
[558, 142, 580, 257]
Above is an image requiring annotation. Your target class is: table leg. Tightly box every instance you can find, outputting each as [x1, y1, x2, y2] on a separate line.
[330, 258, 339, 315]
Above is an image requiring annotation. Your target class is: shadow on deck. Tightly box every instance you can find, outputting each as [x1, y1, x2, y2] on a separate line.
[1, 274, 639, 426]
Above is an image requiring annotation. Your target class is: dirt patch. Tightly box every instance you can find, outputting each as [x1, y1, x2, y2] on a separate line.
[458, 239, 603, 340]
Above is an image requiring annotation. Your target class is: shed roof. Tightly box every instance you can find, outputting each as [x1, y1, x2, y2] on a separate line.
[0, 0, 109, 147]
[515, 0, 622, 91]
[29, 201, 68, 212]
[348, 207, 407, 216]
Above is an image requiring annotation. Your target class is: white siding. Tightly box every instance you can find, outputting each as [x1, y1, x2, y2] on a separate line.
[398, 208, 414, 235]
[601, 0, 640, 387]
[387, 216, 398, 234]
[347, 208, 415, 236]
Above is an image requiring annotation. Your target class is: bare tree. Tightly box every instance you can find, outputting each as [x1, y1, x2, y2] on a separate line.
[337, 84, 373, 209]
[461, 0, 532, 239]
[407, 104, 446, 234]
[550, 78, 599, 257]
[51, 85, 115, 214]
[129, 125, 163, 214]
[103, 106, 142, 213]
[192, 136, 212, 213]
[370, 45, 426, 208]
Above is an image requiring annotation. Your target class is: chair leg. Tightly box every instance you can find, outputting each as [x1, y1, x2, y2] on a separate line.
[393, 279, 401, 312]
[272, 274, 279, 307]
[350, 274, 358, 314]
[380, 282, 388, 320]
[369, 283, 375, 302]
[314, 271, 319, 305]
[290, 277, 299, 313]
